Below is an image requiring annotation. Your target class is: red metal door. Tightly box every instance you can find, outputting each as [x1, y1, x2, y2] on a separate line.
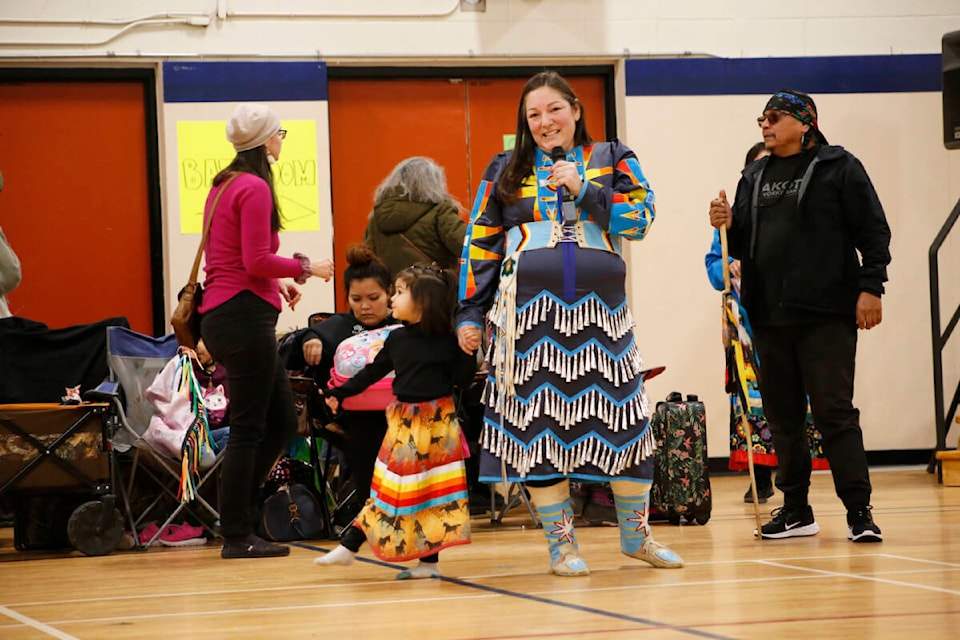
[0, 81, 153, 333]
[328, 72, 607, 310]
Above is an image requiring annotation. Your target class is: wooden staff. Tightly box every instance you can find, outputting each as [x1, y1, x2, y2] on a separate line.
[720, 224, 764, 539]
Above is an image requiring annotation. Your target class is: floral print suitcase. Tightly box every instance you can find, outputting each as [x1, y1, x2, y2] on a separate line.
[650, 392, 712, 525]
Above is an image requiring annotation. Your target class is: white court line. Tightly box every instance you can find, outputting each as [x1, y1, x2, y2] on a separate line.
[459, 557, 807, 580]
[7, 565, 957, 634]
[460, 552, 942, 579]
[531, 573, 826, 595]
[9, 553, 945, 608]
[662, 552, 960, 567]
[756, 559, 960, 596]
[5, 578, 401, 608]
[0, 593, 501, 630]
[484, 552, 960, 595]
[528, 566, 960, 597]
[0, 605, 79, 640]
[878, 553, 960, 568]
[5, 552, 958, 628]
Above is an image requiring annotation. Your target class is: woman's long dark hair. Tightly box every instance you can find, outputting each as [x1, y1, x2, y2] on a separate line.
[497, 71, 593, 203]
[213, 147, 282, 232]
[395, 264, 456, 335]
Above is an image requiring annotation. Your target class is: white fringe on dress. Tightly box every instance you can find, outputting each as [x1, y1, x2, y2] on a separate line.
[480, 423, 656, 476]
[513, 337, 643, 385]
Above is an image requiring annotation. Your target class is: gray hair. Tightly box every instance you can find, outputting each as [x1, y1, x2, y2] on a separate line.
[374, 156, 451, 205]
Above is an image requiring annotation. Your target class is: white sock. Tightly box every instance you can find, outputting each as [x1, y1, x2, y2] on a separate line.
[396, 560, 440, 580]
[314, 545, 357, 566]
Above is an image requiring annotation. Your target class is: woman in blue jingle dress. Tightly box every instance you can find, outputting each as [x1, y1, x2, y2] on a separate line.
[455, 70, 683, 576]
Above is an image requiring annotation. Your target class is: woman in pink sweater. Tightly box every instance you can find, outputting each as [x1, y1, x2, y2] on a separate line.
[199, 103, 334, 559]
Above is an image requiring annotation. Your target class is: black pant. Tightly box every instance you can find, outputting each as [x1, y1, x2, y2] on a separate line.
[339, 410, 389, 504]
[202, 291, 298, 539]
[753, 320, 871, 512]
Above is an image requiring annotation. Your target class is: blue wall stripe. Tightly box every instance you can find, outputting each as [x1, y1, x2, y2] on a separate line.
[163, 61, 327, 102]
[625, 54, 941, 96]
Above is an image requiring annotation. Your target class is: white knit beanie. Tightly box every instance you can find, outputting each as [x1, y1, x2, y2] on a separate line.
[226, 103, 281, 153]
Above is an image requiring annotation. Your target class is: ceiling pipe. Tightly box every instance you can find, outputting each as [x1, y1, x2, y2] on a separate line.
[0, 16, 211, 47]
[222, 0, 460, 18]
[0, 12, 209, 25]
[0, 0, 465, 49]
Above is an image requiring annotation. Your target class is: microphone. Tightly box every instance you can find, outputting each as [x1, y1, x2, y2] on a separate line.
[551, 146, 579, 224]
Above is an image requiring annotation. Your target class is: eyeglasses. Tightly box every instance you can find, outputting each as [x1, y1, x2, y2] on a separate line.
[277, 129, 287, 140]
[756, 111, 791, 127]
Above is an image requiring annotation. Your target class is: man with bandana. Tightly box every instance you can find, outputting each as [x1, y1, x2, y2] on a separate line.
[708, 90, 891, 542]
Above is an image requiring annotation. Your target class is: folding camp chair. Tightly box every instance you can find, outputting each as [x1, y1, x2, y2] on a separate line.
[88, 326, 221, 548]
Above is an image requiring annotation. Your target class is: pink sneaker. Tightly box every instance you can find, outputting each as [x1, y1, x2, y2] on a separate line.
[138, 522, 160, 545]
[158, 522, 206, 547]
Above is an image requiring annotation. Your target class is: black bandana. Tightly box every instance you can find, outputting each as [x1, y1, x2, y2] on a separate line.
[764, 90, 828, 144]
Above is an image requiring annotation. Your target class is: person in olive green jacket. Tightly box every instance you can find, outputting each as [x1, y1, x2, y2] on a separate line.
[0, 170, 22, 319]
[363, 157, 466, 278]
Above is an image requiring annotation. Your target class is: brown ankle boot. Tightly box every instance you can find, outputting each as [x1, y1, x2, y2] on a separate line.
[221, 534, 290, 559]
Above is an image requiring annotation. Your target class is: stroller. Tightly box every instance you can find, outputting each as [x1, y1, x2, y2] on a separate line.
[0, 315, 130, 555]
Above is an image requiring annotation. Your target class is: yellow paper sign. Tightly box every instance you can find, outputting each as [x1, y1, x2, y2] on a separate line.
[177, 120, 320, 233]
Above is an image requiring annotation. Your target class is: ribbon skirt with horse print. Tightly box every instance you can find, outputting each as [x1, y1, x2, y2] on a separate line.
[354, 396, 471, 562]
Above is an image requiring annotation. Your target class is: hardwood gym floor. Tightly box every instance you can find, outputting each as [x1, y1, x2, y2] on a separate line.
[1, 467, 958, 639]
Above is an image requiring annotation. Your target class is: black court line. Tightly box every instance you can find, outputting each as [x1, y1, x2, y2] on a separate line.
[292, 542, 735, 640]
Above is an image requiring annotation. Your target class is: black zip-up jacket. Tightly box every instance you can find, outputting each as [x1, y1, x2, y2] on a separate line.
[727, 144, 891, 321]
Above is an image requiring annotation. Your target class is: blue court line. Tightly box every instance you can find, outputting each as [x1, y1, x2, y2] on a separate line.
[292, 541, 735, 639]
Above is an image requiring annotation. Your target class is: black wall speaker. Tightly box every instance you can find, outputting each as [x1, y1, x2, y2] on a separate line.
[944, 30, 960, 149]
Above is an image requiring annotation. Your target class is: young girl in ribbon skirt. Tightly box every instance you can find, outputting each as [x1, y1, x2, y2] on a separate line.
[317, 264, 476, 579]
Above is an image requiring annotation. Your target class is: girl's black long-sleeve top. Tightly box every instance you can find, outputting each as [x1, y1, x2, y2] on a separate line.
[326, 323, 477, 403]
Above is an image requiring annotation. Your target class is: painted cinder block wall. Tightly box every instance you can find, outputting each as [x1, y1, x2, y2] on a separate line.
[1, 0, 958, 458]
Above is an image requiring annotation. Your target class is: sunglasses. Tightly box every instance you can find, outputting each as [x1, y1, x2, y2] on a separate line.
[756, 110, 792, 127]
